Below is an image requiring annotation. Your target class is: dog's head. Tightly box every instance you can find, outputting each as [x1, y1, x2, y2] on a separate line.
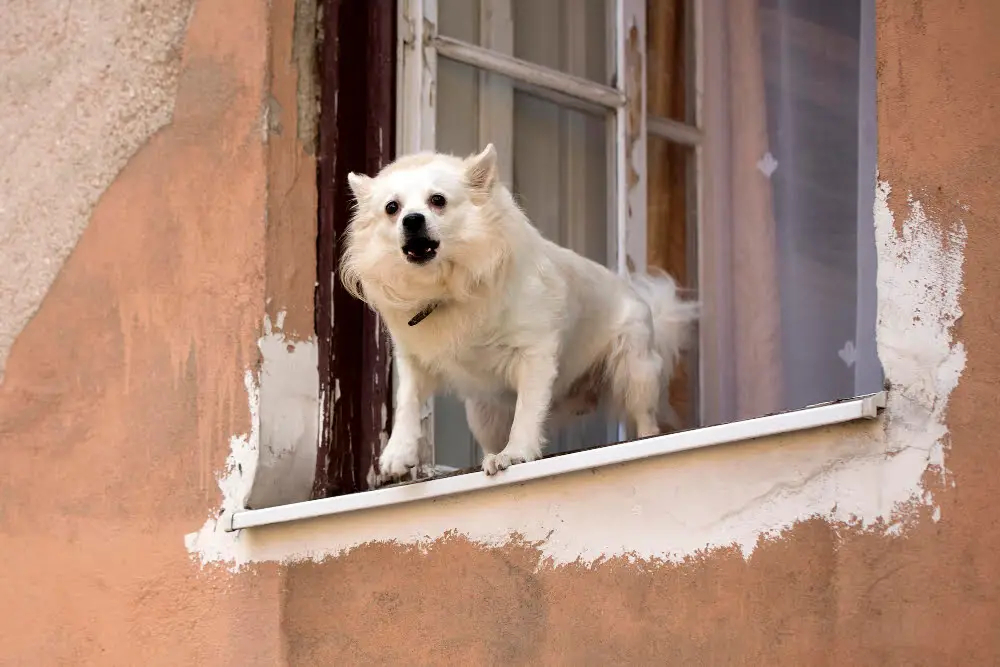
[341, 144, 513, 311]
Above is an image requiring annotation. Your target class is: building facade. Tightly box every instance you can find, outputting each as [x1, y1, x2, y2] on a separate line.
[1, 0, 998, 664]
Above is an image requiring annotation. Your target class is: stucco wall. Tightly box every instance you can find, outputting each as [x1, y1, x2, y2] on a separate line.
[2, 0, 1000, 666]
[0, 0, 302, 663]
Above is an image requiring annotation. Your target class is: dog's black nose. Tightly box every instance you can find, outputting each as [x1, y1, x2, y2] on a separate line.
[401, 212, 426, 234]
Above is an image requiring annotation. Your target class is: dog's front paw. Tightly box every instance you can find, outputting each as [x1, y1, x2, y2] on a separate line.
[379, 434, 421, 477]
[482, 447, 540, 476]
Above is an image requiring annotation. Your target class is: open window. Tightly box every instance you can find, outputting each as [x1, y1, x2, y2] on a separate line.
[306, 0, 882, 501]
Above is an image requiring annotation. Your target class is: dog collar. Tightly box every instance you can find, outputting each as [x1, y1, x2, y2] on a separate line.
[407, 302, 439, 327]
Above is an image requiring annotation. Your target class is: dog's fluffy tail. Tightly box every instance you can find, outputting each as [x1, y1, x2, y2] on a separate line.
[629, 269, 699, 369]
[629, 270, 699, 430]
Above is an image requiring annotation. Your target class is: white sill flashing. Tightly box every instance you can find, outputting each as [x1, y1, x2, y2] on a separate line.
[225, 391, 887, 532]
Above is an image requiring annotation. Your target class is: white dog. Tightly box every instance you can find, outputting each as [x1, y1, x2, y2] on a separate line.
[342, 144, 698, 478]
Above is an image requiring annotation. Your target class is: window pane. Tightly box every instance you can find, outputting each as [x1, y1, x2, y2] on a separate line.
[647, 135, 698, 429]
[647, 0, 690, 123]
[697, 0, 881, 426]
[433, 57, 617, 470]
[438, 0, 611, 85]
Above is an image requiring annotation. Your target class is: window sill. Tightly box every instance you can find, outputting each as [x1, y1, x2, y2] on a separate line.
[225, 391, 886, 532]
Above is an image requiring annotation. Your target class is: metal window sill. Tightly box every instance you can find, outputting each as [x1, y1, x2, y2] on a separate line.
[224, 391, 886, 532]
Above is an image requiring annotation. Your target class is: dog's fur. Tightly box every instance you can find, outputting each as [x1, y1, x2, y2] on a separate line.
[342, 144, 698, 478]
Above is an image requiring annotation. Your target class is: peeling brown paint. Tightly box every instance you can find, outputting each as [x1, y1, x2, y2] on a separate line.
[624, 23, 644, 195]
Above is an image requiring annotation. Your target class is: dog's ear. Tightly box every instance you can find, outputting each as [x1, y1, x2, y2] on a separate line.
[346, 172, 373, 202]
[465, 144, 498, 202]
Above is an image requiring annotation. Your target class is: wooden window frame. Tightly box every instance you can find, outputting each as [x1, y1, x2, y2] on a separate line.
[313, 0, 397, 498]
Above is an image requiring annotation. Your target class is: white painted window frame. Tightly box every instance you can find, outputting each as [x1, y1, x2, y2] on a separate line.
[398, 0, 701, 455]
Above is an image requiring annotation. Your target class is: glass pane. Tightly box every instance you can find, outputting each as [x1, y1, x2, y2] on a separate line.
[647, 0, 690, 123]
[433, 58, 617, 470]
[437, 0, 611, 84]
[698, 0, 881, 426]
[647, 135, 698, 429]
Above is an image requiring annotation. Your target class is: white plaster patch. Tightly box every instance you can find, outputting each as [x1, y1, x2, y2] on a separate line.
[184, 312, 320, 570]
[248, 313, 319, 508]
[186, 179, 966, 569]
[873, 180, 966, 481]
[184, 369, 259, 571]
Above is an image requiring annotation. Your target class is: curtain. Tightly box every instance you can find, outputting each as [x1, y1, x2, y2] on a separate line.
[698, 0, 882, 426]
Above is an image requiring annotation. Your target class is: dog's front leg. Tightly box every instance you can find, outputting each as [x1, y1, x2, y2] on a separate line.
[482, 341, 558, 475]
[380, 352, 434, 478]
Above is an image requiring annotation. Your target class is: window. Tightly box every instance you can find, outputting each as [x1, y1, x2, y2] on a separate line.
[429, 0, 625, 466]
[696, 0, 882, 426]
[311, 0, 881, 498]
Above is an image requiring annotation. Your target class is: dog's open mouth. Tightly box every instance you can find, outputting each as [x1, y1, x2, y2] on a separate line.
[402, 238, 440, 264]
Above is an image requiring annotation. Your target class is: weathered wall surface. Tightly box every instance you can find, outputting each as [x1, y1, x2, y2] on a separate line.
[0, 0, 193, 381]
[0, 0, 310, 662]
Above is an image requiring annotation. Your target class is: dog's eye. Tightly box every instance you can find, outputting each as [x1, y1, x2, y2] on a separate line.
[384, 200, 399, 215]
[429, 193, 447, 208]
